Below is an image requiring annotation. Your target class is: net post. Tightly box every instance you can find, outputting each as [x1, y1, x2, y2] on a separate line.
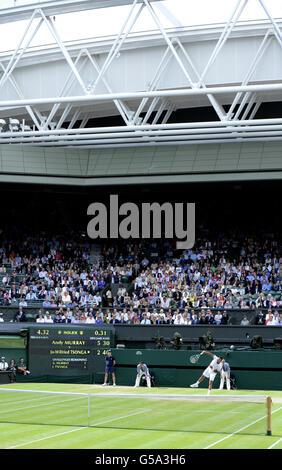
[266, 396, 272, 436]
[88, 394, 91, 427]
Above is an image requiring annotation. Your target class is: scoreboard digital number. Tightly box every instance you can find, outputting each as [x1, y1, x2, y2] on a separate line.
[28, 327, 114, 376]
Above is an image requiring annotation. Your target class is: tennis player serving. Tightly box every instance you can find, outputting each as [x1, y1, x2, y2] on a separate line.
[190, 351, 224, 395]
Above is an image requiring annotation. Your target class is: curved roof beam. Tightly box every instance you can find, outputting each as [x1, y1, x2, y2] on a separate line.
[0, 0, 161, 24]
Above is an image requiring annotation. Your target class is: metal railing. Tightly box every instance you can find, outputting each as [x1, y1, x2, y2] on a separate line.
[0, 0, 58, 9]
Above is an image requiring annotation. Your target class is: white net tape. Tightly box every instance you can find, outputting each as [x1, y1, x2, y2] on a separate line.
[0, 387, 267, 402]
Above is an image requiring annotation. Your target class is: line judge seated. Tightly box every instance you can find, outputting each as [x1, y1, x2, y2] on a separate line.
[0, 356, 8, 371]
[134, 361, 151, 388]
[17, 357, 30, 376]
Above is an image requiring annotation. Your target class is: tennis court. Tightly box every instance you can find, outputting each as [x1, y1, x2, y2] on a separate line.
[0, 383, 281, 449]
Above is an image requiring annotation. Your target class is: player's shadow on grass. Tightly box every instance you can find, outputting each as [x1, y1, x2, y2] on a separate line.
[0, 420, 87, 428]
[90, 424, 268, 437]
[0, 420, 269, 438]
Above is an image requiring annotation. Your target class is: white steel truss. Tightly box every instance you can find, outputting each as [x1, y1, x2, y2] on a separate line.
[0, 0, 281, 148]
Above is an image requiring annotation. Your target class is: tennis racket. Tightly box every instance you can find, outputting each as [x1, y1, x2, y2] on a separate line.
[189, 353, 203, 364]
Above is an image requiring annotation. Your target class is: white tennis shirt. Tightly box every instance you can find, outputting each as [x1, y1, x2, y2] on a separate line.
[209, 356, 223, 374]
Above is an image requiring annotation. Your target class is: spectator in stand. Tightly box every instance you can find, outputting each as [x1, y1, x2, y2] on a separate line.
[141, 313, 151, 325]
[62, 289, 72, 305]
[86, 312, 96, 324]
[131, 312, 141, 324]
[71, 313, 80, 324]
[109, 313, 120, 324]
[221, 311, 229, 325]
[42, 297, 52, 308]
[0, 264, 6, 274]
[189, 313, 199, 325]
[36, 311, 45, 323]
[64, 307, 72, 323]
[174, 313, 185, 325]
[254, 310, 266, 325]
[13, 305, 26, 322]
[241, 316, 250, 326]
[198, 311, 208, 325]
[19, 297, 27, 307]
[44, 311, 54, 323]
[26, 289, 37, 301]
[53, 311, 65, 323]
[105, 288, 112, 306]
[9, 284, 19, 302]
[266, 313, 277, 326]
[214, 311, 222, 325]
[1, 289, 11, 306]
[206, 310, 216, 325]
[273, 310, 280, 325]
[78, 313, 86, 323]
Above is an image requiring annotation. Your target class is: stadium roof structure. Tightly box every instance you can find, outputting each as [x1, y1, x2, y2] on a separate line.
[0, 0, 281, 149]
[0, 0, 159, 24]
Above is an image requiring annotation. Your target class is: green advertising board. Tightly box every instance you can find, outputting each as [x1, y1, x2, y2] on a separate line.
[28, 326, 114, 377]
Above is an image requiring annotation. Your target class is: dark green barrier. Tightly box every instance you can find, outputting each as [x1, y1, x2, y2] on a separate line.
[111, 348, 282, 391]
[0, 334, 27, 364]
[0, 335, 26, 349]
[111, 348, 282, 368]
[15, 374, 94, 384]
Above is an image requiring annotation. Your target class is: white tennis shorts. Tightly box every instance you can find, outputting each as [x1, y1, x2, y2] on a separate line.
[203, 366, 217, 382]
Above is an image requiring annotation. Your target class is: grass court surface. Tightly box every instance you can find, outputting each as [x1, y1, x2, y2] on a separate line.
[0, 383, 281, 449]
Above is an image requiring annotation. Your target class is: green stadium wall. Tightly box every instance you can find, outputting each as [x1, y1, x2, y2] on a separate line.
[0, 335, 27, 364]
[111, 348, 282, 391]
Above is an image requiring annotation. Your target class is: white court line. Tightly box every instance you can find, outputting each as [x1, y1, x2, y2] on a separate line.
[0, 395, 48, 408]
[204, 406, 282, 449]
[0, 395, 85, 415]
[7, 409, 147, 449]
[268, 438, 282, 449]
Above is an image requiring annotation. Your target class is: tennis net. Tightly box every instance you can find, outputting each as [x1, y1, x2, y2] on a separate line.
[0, 388, 273, 436]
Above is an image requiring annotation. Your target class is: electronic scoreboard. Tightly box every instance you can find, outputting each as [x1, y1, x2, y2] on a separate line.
[28, 326, 114, 377]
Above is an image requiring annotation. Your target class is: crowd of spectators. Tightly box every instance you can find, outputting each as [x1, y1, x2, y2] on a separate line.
[11, 306, 278, 326]
[0, 229, 280, 326]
